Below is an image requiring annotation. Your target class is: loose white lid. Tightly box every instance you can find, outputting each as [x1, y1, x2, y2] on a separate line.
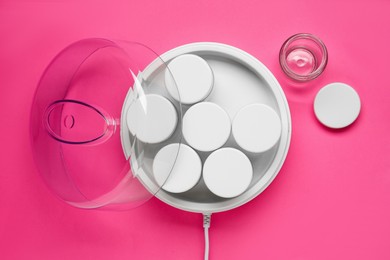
[153, 143, 202, 193]
[232, 104, 282, 153]
[165, 54, 214, 105]
[126, 94, 177, 143]
[314, 82, 361, 129]
[183, 102, 231, 152]
[203, 148, 253, 198]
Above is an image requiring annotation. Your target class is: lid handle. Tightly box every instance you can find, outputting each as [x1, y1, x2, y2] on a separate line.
[44, 99, 117, 145]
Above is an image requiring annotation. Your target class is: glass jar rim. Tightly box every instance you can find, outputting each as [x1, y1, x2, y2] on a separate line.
[279, 33, 328, 82]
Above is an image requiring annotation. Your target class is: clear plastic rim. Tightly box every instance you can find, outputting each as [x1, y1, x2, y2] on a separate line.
[279, 33, 328, 82]
[30, 38, 183, 210]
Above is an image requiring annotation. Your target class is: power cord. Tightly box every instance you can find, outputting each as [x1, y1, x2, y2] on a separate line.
[203, 213, 212, 260]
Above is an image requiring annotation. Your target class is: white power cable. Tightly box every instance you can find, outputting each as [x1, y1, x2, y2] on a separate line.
[203, 213, 212, 260]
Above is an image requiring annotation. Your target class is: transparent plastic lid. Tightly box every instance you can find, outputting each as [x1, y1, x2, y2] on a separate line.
[30, 38, 182, 210]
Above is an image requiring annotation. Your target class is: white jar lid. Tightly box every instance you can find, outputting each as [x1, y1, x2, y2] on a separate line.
[183, 102, 231, 152]
[314, 82, 361, 129]
[126, 94, 177, 143]
[203, 148, 253, 198]
[232, 104, 282, 153]
[165, 54, 214, 105]
[153, 143, 202, 193]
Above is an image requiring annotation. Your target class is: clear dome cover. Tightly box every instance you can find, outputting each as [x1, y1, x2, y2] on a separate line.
[30, 38, 182, 210]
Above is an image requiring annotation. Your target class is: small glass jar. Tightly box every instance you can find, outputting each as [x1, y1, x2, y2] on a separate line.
[279, 33, 328, 82]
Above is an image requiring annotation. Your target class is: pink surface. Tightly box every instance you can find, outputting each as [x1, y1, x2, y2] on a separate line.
[1, 0, 389, 259]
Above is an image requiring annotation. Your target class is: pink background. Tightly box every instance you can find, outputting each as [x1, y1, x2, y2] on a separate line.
[1, 0, 390, 259]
